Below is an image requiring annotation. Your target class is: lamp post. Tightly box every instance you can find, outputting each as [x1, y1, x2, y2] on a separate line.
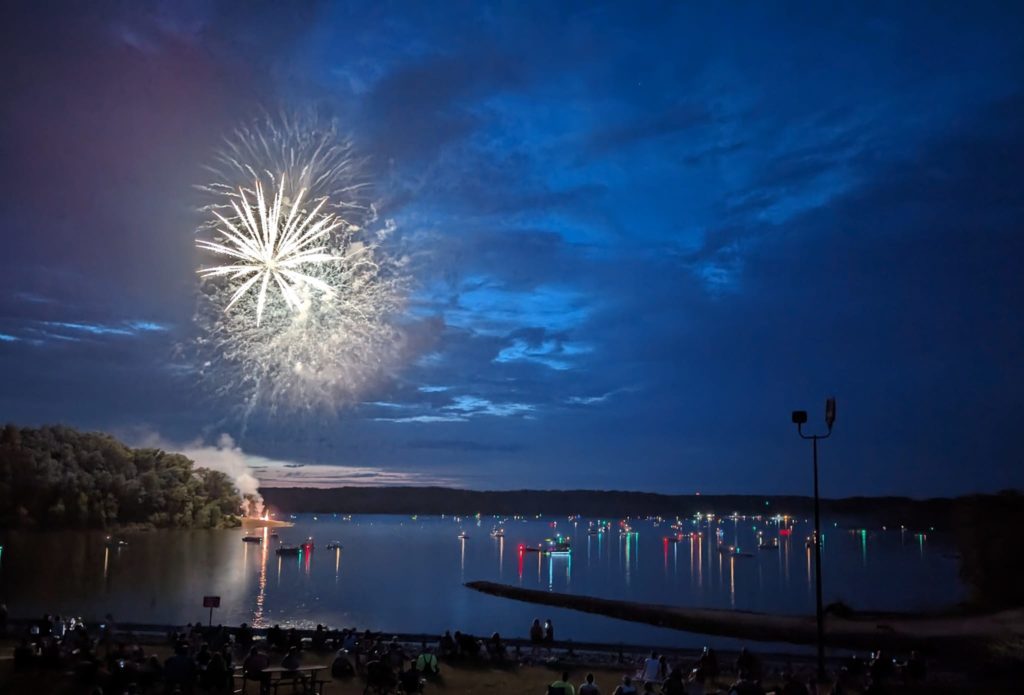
[791, 396, 835, 683]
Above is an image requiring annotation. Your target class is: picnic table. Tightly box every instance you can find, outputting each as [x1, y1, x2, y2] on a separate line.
[235, 664, 328, 694]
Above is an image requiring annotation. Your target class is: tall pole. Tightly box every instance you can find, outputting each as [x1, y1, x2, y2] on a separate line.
[792, 397, 835, 686]
[812, 435, 825, 682]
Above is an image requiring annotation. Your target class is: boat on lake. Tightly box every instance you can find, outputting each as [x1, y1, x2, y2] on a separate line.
[275, 545, 301, 556]
[104, 536, 127, 547]
[241, 536, 263, 543]
[490, 528, 505, 538]
[325, 541, 343, 550]
[458, 531, 469, 540]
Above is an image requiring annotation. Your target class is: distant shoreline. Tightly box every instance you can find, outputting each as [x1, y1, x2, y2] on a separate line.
[258, 487, 1017, 531]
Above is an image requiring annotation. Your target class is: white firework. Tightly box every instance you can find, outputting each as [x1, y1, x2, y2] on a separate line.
[192, 113, 408, 413]
[197, 178, 341, 326]
[200, 109, 371, 221]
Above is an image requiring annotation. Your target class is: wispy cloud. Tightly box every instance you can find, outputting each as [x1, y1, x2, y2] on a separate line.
[495, 338, 592, 370]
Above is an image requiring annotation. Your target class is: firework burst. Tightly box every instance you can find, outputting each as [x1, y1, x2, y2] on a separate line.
[197, 178, 342, 326]
[193, 113, 407, 413]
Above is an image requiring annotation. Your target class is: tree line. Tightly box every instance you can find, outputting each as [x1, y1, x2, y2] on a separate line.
[0, 424, 242, 529]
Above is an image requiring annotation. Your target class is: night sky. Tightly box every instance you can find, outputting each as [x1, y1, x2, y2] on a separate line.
[1, 2, 1022, 496]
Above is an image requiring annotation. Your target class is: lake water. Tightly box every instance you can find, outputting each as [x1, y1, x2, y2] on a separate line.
[0, 514, 964, 649]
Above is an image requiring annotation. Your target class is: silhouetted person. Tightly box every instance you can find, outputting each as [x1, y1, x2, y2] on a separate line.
[331, 649, 355, 678]
[237, 623, 253, 649]
[202, 652, 229, 692]
[662, 668, 686, 695]
[735, 648, 757, 677]
[164, 643, 196, 693]
[697, 646, 719, 683]
[416, 645, 439, 676]
[439, 630, 457, 658]
[399, 659, 424, 693]
[641, 651, 661, 683]
[543, 618, 555, 644]
[489, 632, 506, 662]
[579, 672, 601, 695]
[281, 645, 302, 671]
[612, 675, 637, 695]
[243, 646, 270, 695]
[549, 670, 575, 695]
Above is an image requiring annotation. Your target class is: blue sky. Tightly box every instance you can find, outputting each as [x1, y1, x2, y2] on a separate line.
[1, 1, 1022, 495]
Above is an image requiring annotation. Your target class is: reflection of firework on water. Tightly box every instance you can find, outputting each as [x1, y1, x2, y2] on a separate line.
[194, 113, 406, 412]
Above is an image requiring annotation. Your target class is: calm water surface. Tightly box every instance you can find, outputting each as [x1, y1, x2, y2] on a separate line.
[0, 515, 964, 649]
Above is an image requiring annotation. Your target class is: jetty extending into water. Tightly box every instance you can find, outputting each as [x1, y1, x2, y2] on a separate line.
[466, 580, 1024, 656]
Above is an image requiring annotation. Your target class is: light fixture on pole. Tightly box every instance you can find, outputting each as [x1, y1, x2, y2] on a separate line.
[791, 396, 835, 682]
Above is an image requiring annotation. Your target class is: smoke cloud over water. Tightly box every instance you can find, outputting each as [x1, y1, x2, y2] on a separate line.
[133, 431, 263, 506]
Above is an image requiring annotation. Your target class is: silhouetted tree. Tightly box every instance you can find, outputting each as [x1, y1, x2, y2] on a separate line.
[955, 490, 1024, 608]
[0, 425, 242, 529]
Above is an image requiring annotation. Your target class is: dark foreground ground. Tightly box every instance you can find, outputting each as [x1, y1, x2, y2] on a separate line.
[2, 623, 1018, 694]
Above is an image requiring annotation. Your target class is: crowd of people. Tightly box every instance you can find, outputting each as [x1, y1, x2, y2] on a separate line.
[544, 644, 929, 695]
[4, 610, 930, 695]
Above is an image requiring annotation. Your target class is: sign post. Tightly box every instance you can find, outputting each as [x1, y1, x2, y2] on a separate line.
[203, 595, 220, 627]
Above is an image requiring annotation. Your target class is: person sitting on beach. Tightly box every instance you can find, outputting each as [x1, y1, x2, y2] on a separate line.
[399, 659, 424, 693]
[640, 651, 661, 683]
[868, 650, 893, 684]
[688, 667, 707, 695]
[543, 618, 555, 644]
[779, 671, 809, 695]
[13, 638, 36, 671]
[195, 643, 212, 669]
[164, 643, 197, 692]
[727, 670, 765, 695]
[579, 672, 601, 695]
[416, 645, 440, 676]
[202, 652, 230, 692]
[365, 659, 397, 692]
[332, 649, 355, 678]
[548, 671, 575, 695]
[281, 645, 302, 671]
[661, 668, 687, 695]
[243, 646, 269, 674]
[735, 648, 760, 681]
[530, 619, 544, 644]
[611, 675, 637, 695]
[697, 647, 719, 683]
[385, 638, 404, 669]
[904, 650, 926, 684]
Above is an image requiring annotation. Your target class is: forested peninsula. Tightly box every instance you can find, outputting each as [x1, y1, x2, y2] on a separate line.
[0, 425, 242, 529]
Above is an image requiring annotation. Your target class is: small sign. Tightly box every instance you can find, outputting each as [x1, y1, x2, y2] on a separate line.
[203, 596, 221, 608]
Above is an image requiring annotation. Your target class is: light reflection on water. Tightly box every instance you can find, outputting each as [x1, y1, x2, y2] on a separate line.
[0, 515, 965, 648]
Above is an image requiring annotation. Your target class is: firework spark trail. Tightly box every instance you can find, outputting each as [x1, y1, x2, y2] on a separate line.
[197, 178, 343, 326]
[193, 112, 407, 413]
[199, 110, 373, 222]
